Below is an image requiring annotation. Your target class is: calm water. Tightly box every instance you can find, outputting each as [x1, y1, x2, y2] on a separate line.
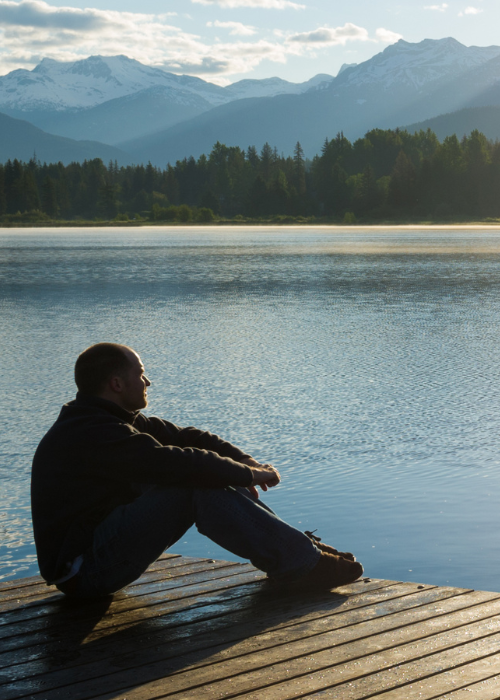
[2, 226, 500, 591]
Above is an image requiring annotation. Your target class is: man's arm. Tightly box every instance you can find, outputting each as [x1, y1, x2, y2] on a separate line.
[137, 415, 252, 462]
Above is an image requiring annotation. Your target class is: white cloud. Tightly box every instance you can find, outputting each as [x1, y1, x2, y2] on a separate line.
[289, 23, 369, 45]
[207, 20, 257, 36]
[375, 28, 403, 43]
[0, 0, 399, 81]
[424, 3, 448, 11]
[192, 0, 305, 8]
[0, 0, 311, 78]
[459, 6, 483, 15]
[0, 0, 109, 29]
[288, 24, 402, 47]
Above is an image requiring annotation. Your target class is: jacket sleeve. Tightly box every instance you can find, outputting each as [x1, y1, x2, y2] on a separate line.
[134, 414, 252, 462]
[83, 417, 253, 488]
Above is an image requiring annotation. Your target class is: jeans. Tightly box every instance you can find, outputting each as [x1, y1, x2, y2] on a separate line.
[58, 486, 321, 598]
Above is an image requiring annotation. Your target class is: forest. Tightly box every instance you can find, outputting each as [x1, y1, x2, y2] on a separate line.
[1, 127, 500, 224]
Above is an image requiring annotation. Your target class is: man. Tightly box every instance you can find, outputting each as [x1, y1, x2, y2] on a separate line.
[31, 343, 362, 598]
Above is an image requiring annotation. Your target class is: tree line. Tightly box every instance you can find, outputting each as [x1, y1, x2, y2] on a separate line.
[1, 127, 500, 223]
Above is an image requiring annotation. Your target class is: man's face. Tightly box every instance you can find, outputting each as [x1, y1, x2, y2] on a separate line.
[119, 349, 151, 412]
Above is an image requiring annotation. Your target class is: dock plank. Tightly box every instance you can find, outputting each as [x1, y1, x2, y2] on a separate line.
[1, 556, 499, 700]
[106, 595, 500, 700]
[0, 579, 399, 671]
[1, 583, 454, 695]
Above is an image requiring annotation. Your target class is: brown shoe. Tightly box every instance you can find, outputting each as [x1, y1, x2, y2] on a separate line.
[296, 552, 363, 590]
[305, 530, 356, 562]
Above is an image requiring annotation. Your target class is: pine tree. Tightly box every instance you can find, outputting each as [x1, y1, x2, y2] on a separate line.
[293, 141, 306, 196]
[41, 176, 59, 217]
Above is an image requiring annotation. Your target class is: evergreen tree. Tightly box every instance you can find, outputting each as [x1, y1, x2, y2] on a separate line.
[0, 165, 5, 216]
[246, 175, 268, 217]
[41, 176, 59, 217]
[260, 142, 273, 181]
[293, 141, 306, 196]
[389, 151, 417, 211]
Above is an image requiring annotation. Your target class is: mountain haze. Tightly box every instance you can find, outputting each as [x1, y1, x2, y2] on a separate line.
[403, 105, 500, 142]
[0, 112, 131, 165]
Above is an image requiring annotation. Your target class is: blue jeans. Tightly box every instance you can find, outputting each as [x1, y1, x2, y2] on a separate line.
[59, 486, 321, 597]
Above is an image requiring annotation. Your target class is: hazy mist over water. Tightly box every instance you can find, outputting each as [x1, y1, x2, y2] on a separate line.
[2, 227, 500, 591]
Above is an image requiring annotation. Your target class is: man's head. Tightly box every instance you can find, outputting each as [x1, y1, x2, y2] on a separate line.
[75, 343, 151, 411]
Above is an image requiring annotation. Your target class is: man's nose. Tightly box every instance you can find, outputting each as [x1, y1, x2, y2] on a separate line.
[145, 376, 151, 386]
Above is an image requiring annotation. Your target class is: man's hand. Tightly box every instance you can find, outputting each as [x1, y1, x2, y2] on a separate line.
[239, 457, 281, 499]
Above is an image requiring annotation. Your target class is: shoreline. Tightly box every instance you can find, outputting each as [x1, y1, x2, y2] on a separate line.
[3, 222, 500, 232]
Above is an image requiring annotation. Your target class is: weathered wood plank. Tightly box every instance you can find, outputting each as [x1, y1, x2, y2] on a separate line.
[0, 579, 398, 672]
[228, 622, 500, 700]
[0, 557, 235, 613]
[0, 581, 434, 689]
[0, 562, 259, 631]
[12, 588, 496, 700]
[346, 654, 500, 699]
[436, 668, 500, 700]
[0, 568, 268, 655]
[0, 557, 234, 610]
[0, 553, 181, 595]
[3, 558, 498, 700]
[112, 596, 500, 700]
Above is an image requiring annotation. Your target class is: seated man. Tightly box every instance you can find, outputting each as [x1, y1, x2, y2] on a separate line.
[31, 343, 362, 598]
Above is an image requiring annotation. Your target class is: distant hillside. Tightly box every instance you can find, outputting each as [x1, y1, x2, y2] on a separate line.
[402, 105, 500, 142]
[28, 86, 212, 145]
[0, 112, 131, 165]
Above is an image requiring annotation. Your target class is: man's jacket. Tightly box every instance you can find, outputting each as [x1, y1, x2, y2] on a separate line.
[31, 394, 253, 583]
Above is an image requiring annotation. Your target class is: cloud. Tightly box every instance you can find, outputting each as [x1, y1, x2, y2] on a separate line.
[424, 3, 448, 11]
[375, 28, 403, 43]
[0, 0, 396, 82]
[288, 23, 402, 47]
[289, 23, 369, 45]
[0, 0, 309, 78]
[458, 6, 483, 15]
[207, 20, 257, 36]
[0, 0, 107, 29]
[192, 0, 305, 8]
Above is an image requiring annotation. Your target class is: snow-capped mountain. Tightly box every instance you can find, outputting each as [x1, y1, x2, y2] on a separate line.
[224, 74, 333, 100]
[0, 55, 228, 112]
[337, 37, 500, 91]
[0, 54, 333, 114]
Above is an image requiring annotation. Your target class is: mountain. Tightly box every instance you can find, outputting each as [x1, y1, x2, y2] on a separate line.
[0, 55, 227, 113]
[403, 105, 500, 142]
[119, 37, 500, 165]
[0, 55, 334, 145]
[3, 38, 500, 166]
[0, 112, 131, 165]
[25, 86, 215, 145]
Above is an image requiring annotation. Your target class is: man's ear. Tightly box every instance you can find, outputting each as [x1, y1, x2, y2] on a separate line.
[108, 375, 124, 393]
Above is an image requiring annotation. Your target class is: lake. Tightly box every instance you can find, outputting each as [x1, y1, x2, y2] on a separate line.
[2, 226, 500, 591]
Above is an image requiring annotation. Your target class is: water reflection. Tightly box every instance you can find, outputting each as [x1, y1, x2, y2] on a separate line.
[1, 228, 500, 591]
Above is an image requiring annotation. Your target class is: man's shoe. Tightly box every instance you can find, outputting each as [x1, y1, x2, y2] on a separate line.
[297, 552, 363, 590]
[305, 530, 356, 562]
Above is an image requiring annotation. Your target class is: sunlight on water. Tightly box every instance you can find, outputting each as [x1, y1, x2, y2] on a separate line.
[2, 227, 500, 590]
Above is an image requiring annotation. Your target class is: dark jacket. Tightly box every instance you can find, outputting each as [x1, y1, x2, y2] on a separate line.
[31, 394, 253, 583]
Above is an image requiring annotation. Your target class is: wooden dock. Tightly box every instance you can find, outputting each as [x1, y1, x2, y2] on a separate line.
[1, 554, 500, 699]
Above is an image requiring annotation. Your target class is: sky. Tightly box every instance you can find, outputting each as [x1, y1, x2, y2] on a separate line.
[0, 0, 499, 84]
